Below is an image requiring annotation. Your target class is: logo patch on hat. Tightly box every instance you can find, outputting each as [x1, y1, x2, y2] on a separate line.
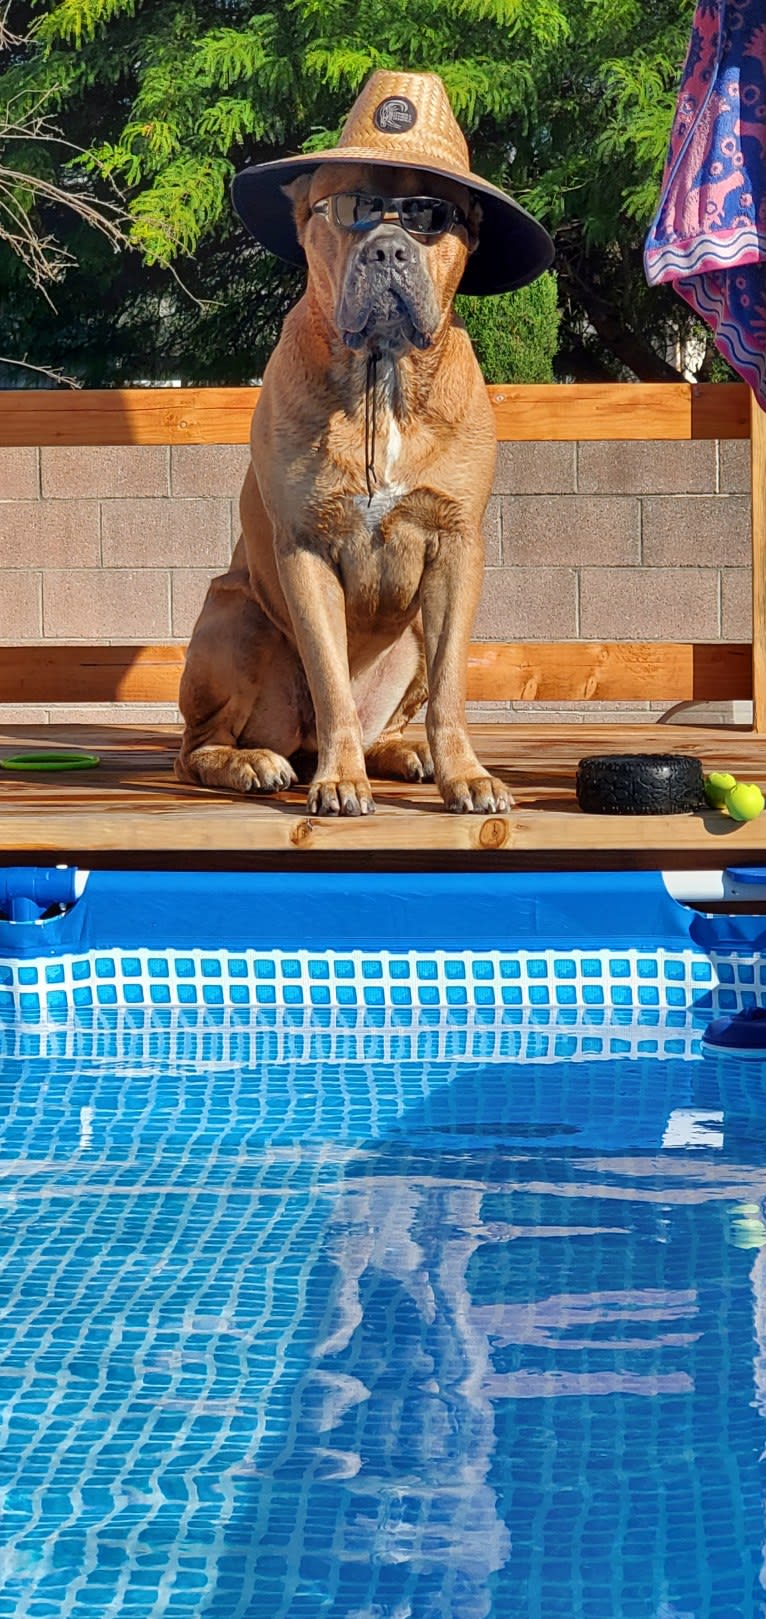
[373, 96, 417, 134]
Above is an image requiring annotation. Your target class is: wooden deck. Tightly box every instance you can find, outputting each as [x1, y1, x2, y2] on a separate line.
[3, 721, 766, 871]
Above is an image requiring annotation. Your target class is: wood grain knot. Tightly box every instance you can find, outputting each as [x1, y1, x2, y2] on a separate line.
[478, 816, 509, 849]
[290, 817, 317, 846]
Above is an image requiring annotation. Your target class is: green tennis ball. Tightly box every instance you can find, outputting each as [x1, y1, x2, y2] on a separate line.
[725, 782, 765, 821]
[704, 770, 737, 808]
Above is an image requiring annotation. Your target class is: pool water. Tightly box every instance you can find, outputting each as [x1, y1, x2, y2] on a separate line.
[0, 1009, 765, 1619]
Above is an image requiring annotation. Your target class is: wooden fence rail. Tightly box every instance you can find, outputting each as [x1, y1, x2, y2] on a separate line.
[0, 641, 753, 707]
[0, 381, 752, 445]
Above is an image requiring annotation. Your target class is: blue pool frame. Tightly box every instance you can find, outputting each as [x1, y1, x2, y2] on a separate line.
[1, 867, 766, 959]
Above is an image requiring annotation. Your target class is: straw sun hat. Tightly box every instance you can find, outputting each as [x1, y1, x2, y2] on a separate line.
[231, 70, 554, 295]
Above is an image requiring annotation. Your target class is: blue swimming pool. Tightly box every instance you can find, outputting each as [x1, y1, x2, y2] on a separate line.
[0, 870, 765, 1618]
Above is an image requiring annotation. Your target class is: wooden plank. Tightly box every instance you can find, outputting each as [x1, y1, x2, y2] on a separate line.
[487, 382, 749, 442]
[0, 641, 753, 706]
[692, 382, 750, 440]
[465, 642, 752, 702]
[751, 391, 766, 732]
[0, 388, 260, 448]
[5, 800, 766, 860]
[0, 644, 187, 704]
[1, 722, 764, 868]
[0, 383, 750, 447]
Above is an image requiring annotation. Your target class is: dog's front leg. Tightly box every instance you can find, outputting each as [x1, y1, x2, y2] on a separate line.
[421, 534, 514, 814]
[276, 541, 375, 816]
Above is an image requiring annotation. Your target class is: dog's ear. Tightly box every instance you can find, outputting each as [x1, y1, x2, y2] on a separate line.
[466, 195, 482, 255]
[283, 175, 312, 241]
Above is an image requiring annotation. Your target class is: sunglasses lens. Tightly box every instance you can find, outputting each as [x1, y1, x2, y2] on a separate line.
[399, 197, 453, 235]
[332, 193, 385, 230]
[328, 194, 459, 238]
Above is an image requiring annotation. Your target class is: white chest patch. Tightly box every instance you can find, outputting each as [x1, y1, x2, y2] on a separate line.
[382, 415, 402, 481]
[353, 481, 408, 527]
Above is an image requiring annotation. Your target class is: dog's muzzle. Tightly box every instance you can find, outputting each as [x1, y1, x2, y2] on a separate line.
[337, 227, 441, 353]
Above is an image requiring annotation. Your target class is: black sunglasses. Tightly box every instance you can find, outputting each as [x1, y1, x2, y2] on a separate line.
[311, 191, 469, 241]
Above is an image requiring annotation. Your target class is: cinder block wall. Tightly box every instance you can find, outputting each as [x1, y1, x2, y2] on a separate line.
[0, 436, 751, 725]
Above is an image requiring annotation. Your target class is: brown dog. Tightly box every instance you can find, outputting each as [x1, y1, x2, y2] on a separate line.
[176, 73, 553, 815]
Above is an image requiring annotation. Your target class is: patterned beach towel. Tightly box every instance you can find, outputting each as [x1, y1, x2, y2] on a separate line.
[644, 0, 766, 403]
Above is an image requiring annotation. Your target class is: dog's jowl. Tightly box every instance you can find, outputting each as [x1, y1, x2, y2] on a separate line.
[175, 70, 553, 816]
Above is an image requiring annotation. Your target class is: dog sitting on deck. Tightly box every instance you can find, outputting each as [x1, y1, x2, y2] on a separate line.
[175, 70, 553, 815]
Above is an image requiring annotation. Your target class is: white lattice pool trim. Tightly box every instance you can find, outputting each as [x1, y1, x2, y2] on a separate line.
[0, 998, 706, 1065]
[1, 943, 761, 1019]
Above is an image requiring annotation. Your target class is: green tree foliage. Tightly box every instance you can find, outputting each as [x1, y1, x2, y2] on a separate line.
[0, 0, 708, 385]
[457, 274, 559, 384]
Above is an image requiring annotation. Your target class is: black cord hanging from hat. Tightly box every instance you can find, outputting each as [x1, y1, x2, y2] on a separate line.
[364, 349, 380, 504]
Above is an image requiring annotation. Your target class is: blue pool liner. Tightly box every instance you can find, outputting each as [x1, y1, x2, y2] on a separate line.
[3, 867, 765, 1619]
[0, 867, 764, 1018]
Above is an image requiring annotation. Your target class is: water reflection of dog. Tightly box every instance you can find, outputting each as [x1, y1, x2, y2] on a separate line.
[255, 1176, 510, 1619]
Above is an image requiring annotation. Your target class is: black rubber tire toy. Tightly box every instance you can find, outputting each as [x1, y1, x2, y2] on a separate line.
[575, 753, 706, 815]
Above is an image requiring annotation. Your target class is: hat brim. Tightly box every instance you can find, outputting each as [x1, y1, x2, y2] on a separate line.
[231, 152, 554, 295]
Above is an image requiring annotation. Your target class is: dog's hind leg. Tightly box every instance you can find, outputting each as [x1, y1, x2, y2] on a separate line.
[175, 569, 307, 795]
[360, 624, 435, 784]
[365, 728, 435, 784]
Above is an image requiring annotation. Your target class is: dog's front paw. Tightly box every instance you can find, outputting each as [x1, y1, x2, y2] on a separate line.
[442, 774, 514, 814]
[307, 777, 376, 816]
[183, 746, 298, 794]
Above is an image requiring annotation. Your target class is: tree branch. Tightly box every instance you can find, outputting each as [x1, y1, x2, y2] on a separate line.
[553, 338, 620, 383]
[558, 255, 685, 384]
[0, 30, 130, 291]
[0, 352, 81, 386]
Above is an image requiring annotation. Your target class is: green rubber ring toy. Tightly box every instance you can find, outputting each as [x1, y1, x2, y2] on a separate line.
[1, 751, 101, 772]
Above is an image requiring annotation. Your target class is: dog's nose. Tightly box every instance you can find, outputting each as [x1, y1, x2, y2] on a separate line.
[358, 227, 418, 269]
